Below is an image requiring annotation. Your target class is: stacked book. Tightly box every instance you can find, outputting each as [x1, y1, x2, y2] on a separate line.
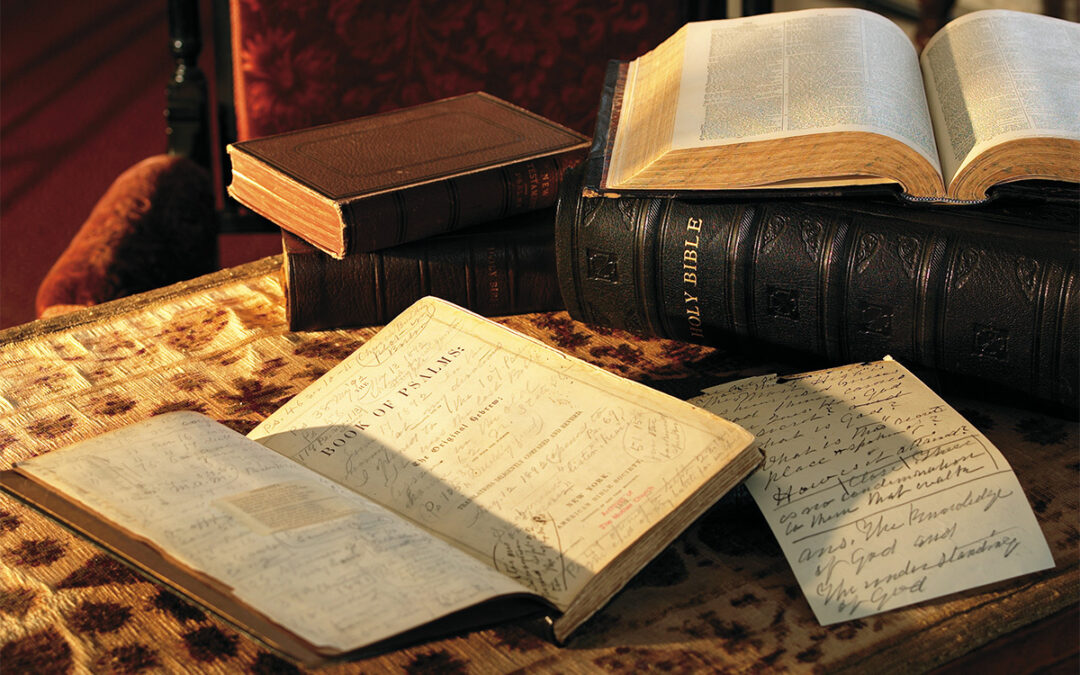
[225, 8, 1079, 404]
[559, 6, 1079, 409]
[226, 92, 588, 331]
[4, 7, 1077, 668]
[227, 10, 1078, 410]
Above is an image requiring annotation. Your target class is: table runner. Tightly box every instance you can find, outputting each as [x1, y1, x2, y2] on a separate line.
[1, 257, 1075, 673]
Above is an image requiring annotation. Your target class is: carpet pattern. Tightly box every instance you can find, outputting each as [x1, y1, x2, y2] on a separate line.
[0, 257, 1076, 673]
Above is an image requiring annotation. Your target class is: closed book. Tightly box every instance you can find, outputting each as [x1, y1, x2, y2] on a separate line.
[555, 169, 1079, 407]
[227, 92, 588, 258]
[282, 210, 562, 331]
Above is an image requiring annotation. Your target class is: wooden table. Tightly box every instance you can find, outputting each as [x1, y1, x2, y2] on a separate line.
[1, 257, 1075, 673]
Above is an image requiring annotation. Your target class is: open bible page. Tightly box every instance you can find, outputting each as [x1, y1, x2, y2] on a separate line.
[249, 298, 755, 612]
[691, 360, 1053, 625]
[14, 412, 532, 652]
[921, 10, 1080, 188]
[670, 9, 940, 172]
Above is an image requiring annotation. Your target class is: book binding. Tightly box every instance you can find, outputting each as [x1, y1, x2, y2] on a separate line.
[557, 169, 1079, 407]
[283, 210, 562, 331]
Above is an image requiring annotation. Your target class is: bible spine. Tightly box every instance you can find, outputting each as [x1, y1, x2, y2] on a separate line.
[556, 182, 1079, 407]
[344, 155, 578, 251]
[285, 210, 561, 331]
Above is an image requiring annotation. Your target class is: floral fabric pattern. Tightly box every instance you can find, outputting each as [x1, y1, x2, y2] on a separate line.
[0, 257, 1076, 673]
[233, 0, 682, 138]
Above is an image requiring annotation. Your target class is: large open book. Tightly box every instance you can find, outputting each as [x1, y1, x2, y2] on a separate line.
[0, 298, 759, 666]
[588, 8, 1079, 203]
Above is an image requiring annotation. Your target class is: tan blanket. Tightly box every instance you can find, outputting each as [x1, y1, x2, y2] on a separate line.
[1, 257, 1075, 673]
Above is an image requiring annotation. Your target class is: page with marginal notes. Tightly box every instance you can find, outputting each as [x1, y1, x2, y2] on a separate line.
[691, 359, 1053, 625]
[12, 412, 533, 652]
[249, 297, 756, 612]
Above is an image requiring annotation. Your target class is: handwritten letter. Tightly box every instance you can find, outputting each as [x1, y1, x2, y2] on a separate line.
[692, 359, 1053, 624]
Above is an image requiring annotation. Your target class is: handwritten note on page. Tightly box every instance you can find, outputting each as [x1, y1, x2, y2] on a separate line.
[16, 412, 531, 651]
[691, 359, 1053, 624]
[249, 297, 756, 612]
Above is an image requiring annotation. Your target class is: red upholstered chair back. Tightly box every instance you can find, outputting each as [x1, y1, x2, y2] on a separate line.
[229, 0, 687, 140]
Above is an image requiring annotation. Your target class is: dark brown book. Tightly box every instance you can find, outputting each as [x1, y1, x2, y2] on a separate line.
[282, 210, 562, 331]
[556, 169, 1079, 407]
[227, 92, 588, 257]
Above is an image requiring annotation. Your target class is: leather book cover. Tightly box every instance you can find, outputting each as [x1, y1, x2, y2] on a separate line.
[556, 169, 1079, 408]
[283, 210, 562, 331]
[228, 92, 588, 257]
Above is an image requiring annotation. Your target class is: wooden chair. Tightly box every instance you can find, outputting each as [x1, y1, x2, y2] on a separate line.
[35, 0, 772, 317]
[173, 0, 774, 232]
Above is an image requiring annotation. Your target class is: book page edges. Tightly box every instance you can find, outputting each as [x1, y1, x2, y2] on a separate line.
[606, 27, 687, 190]
[551, 444, 763, 641]
[0, 469, 334, 667]
[947, 136, 1080, 203]
[616, 131, 946, 200]
[227, 153, 347, 258]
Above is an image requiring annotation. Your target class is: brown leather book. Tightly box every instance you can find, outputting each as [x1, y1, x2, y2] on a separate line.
[227, 93, 588, 258]
[282, 210, 562, 331]
[556, 169, 1079, 407]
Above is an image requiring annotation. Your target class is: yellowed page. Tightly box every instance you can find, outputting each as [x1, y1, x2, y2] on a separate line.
[692, 360, 1054, 625]
[607, 26, 687, 189]
[921, 10, 1080, 188]
[249, 297, 754, 611]
[670, 8, 940, 172]
[15, 412, 529, 652]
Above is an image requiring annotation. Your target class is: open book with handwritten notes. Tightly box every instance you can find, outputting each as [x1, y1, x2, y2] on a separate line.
[0, 297, 760, 666]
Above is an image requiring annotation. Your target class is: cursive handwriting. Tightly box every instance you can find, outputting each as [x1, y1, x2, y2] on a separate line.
[693, 360, 1053, 624]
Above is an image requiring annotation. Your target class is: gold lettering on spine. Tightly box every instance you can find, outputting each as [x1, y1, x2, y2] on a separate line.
[683, 217, 705, 338]
[486, 246, 500, 302]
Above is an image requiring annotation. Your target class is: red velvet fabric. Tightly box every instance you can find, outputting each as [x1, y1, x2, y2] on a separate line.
[35, 155, 216, 318]
[231, 0, 682, 140]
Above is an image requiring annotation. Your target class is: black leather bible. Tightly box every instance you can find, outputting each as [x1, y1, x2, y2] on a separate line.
[556, 169, 1079, 407]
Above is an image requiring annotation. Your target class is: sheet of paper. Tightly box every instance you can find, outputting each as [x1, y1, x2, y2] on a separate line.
[691, 359, 1053, 624]
[249, 297, 755, 611]
[17, 412, 531, 651]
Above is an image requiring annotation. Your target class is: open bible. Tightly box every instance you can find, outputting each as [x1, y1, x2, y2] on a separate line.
[588, 8, 1079, 203]
[0, 298, 759, 666]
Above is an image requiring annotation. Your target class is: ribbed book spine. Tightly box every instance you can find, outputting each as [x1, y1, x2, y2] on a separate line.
[343, 155, 578, 251]
[556, 181, 1079, 407]
[285, 210, 561, 331]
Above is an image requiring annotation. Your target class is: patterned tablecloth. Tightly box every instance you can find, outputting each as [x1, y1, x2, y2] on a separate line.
[1, 257, 1076, 674]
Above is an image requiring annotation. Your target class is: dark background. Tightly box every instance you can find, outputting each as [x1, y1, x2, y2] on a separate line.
[0, 0, 279, 329]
